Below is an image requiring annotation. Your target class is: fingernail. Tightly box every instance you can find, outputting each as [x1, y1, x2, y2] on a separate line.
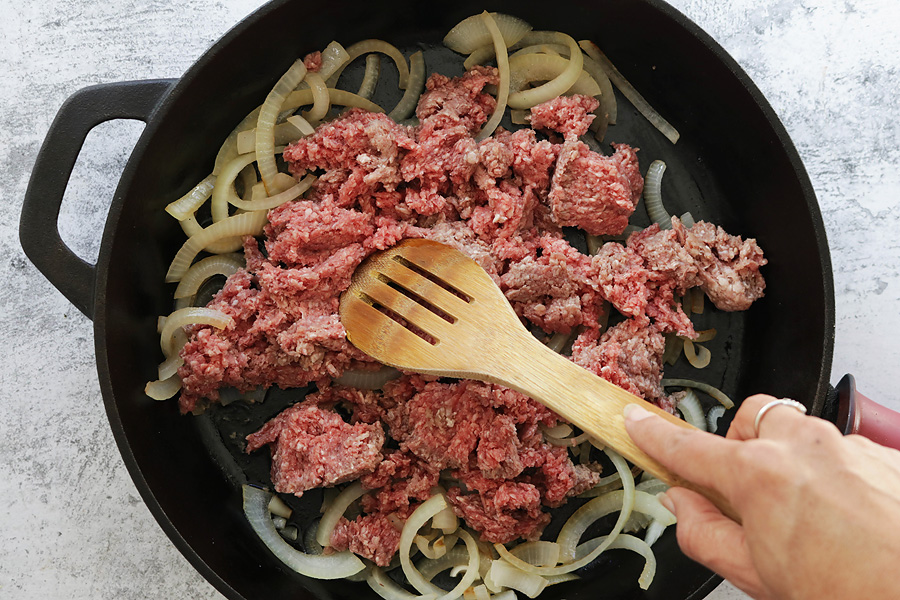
[658, 491, 676, 515]
[624, 403, 652, 422]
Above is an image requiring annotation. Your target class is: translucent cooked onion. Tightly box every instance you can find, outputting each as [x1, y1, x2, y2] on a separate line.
[144, 374, 182, 400]
[159, 307, 233, 356]
[166, 175, 217, 221]
[256, 59, 308, 193]
[268, 494, 293, 519]
[166, 210, 268, 283]
[368, 565, 433, 600]
[211, 152, 258, 223]
[575, 534, 656, 590]
[643, 160, 672, 229]
[230, 174, 316, 212]
[682, 339, 711, 369]
[690, 328, 716, 343]
[400, 495, 452, 596]
[157, 352, 183, 381]
[302, 72, 331, 123]
[578, 470, 625, 498]
[508, 541, 560, 567]
[242, 485, 365, 579]
[579, 40, 680, 144]
[431, 504, 459, 534]
[416, 545, 470, 582]
[475, 12, 509, 141]
[237, 121, 309, 154]
[327, 39, 411, 90]
[707, 405, 727, 434]
[643, 519, 668, 547]
[213, 106, 262, 176]
[436, 530, 479, 600]
[662, 378, 734, 409]
[316, 41, 351, 81]
[334, 366, 402, 389]
[507, 54, 601, 104]
[173, 253, 244, 299]
[444, 12, 532, 54]
[287, 114, 316, 136]
[545, 432, 589, 447]
[389, 51, 426, 121]
[486, 560, 547, 598]
[507, 33, 582, 110]
[357, 54, 381, 99]
[317, 481, 366, 547]
[283, 88, 384, 114]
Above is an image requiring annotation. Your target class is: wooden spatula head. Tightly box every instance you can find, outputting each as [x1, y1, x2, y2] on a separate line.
[340, 238, 526, 378]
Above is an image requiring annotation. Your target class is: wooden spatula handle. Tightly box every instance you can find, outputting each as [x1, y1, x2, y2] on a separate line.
[490, 329, 740, 523]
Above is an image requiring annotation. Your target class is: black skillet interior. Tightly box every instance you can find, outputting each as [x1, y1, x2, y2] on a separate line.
[93, 1, 833, 599]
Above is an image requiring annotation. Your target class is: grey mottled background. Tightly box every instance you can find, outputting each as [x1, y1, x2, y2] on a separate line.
[3, 0, 900, 598]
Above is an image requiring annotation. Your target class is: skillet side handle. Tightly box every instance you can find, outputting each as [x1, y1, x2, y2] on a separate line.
[834, 374, 900, 450]
[19, 79, 175, 319]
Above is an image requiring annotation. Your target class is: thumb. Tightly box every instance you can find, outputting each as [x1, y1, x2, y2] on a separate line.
[664, 487, 768, 599]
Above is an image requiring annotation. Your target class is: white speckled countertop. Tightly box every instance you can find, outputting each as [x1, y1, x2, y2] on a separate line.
[3, 1, 900, 598]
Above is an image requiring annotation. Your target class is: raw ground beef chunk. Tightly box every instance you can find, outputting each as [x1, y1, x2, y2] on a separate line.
[529, 94, 600, 139]
[245, 403, 385, 497]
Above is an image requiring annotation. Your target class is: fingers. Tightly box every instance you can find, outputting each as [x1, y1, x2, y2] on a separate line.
[664, 487, 767, 599]
[725, 394, 810, 441]
[624, 403, 738, 494]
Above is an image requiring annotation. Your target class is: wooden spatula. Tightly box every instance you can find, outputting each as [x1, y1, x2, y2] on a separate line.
[339, 238, 737, 521]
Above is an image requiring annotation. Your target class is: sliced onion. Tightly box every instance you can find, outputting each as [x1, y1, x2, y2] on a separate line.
[334, 366, 402, 389]
[507, 54, 600, 103]
[268, 494, 293, 519]
[237, 121, 309, 154]
[357, 54, 382, 99]
[400, 495, 452, 596]
[691, 288, 705, 314]
[662, 334, 683, 366]
[211, 152, 258, 223]
[230, 174, 316, 212]
[283, 88, 384, 114]
[707, 405, 727, 434]
[166, 211, 267, 283]
[507, 33, 582, 109]
[682, 339, 711, 369]
[486, 560, 546, 598]
[389, 51, 426, 121]
[543, 330, 575, 353]
[318, 481, 367, 547]
[316, 41, 351, 81]
[643, 519, 668, 547]
[680, 211, 696, 227]
[444, 12, 532, 54]
[508, 541, 559, 568]
[635, 476, 669, 496]
[144, 374, 182, 400]
[416, 545, 470, 582]
[368, 565, 434, 600]
[545, 432, 589, 448]
[157, 351, 183, 381]
[301, 72, 331, 123]
[578, 470, 625, 498]
[166, 175, 217, 221]
[327, 39, 410, 89]
[432, 504, 459, 534]
[436, 530, 479, 600]
[173, 253, 244, 299]
[542, 423, 573, 439]
[510, 43, 568, 59]
[256, 60, 308, 193]
[575, 534, 656, 590]
[242, 485, 365, 578]
[416, 534, 452, 560]
[475, 12, 510, 141]
[160, 307, 232, 356]
[287, 114, 316, 137]
[213, 106, 262, 176]
[643, 160, 671, 229]
[662, 378, 734, 409]
[579, 40, 680, 144]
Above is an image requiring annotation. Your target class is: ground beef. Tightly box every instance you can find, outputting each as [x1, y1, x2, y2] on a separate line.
[174, 65, 768, 564]
[572, 319, 672, 411]
[673, 217, 767, 311]
[245, 403, 385, 496]
[548, 142, 643, 236]
[529, 94, 599, 139]
[302, 51, 322, 72]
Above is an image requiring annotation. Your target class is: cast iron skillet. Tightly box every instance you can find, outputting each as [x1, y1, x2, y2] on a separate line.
[19, 0, 849, 598]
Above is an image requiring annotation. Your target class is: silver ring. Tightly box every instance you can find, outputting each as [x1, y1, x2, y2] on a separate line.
[753, 398, 807, 436]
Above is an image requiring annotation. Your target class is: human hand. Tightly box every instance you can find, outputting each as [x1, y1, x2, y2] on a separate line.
[624, 394, 900, 600]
